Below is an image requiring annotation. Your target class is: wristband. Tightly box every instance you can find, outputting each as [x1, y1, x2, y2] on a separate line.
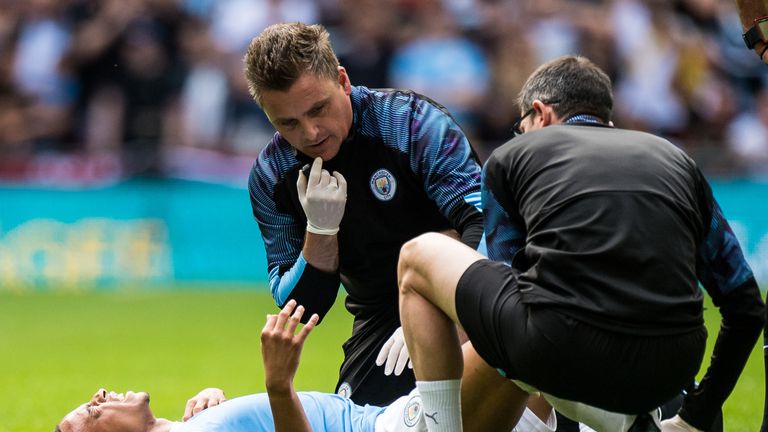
[306, 223, 339, 236]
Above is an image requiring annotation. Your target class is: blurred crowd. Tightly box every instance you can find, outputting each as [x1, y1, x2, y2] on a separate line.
[0, 0, 766, 184]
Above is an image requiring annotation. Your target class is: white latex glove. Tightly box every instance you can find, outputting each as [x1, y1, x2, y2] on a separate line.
[297, 157, 347, 235]
[375, 327, 412, 376]
[661, 415, 703, 432]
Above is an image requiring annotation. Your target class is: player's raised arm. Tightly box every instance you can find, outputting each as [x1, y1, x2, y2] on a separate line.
[261, 299, 319, 432]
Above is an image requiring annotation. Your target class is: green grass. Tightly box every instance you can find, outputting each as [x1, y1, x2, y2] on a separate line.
[0, 290, 763, 431]
[0, 289, 350, 432]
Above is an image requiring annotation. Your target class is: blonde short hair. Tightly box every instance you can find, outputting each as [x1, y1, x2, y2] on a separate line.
[244, 22, 340, 106]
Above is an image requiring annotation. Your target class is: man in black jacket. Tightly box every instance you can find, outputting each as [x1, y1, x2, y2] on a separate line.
[397, 55, 765, 432]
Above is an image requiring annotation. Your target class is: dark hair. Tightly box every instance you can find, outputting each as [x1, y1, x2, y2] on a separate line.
[243, 22, 340, 106]
[517, 55, 613, 123]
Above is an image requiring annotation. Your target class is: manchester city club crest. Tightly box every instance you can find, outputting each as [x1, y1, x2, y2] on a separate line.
[369, 169, 397, 201]
[403, 394, 422, 427]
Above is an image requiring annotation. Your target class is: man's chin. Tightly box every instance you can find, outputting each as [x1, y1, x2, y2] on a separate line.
[321, 148, 342, 161]
[311, 140, 341, 161]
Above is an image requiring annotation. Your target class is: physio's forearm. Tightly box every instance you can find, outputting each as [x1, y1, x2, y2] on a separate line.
[302, 231, 339, 272]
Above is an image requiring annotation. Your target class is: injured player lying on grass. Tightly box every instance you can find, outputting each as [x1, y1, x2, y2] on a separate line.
[54, 300, 558, 432]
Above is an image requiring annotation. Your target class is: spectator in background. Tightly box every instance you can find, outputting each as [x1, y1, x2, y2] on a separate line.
[10, 0, 75, 152]
[525, 0, 581, 62]
[332, 0, 395, 89]
[209, 0, 319, 56]
[206, 0, 315, 156]
[0, 72, 33, 157]
[474, 0, 618, 160]
[387, 0, 490, 137]
[475, 23, 539, 160]
[1, 0, 767, 182]
[60, 0, 187, 175]
[164, 15, 265, 184]
[611, 0, 690, 138]
[0, 4, 31, 157]
[117, 16, 185, 174]
[181, 0, 217, 19]
[177, 16, 228, 151]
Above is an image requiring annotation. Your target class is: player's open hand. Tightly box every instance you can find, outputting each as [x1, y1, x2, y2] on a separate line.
[297, 157, 347, 235]
[261, 300, 320, 395]
[183, 388, 226, 421]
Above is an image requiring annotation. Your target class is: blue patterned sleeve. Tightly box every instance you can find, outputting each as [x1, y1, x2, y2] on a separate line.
[408, 96, 483, 246]
[248, 155, 304, 299]
[695, 187, 756, 300]
[248, 148, 340, 318]
[410, 98, 481, 213]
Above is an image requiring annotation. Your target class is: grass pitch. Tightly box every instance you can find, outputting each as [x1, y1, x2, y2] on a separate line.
[0, 289, 763, 431]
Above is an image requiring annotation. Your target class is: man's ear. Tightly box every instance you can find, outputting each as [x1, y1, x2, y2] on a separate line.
[531, 100, 560, 127]
[338, 66, 351, 95]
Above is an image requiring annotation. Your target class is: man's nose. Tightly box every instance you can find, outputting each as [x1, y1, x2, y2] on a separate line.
[90, 389, 107, 404]
[301, 120, 320, 142]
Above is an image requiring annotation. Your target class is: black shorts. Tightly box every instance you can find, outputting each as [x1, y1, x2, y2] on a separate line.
[455, 259, 707, 414]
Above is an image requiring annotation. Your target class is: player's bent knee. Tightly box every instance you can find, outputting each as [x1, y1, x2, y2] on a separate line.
[398, 234, 437, 287]
[399, 233, 442, 265]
